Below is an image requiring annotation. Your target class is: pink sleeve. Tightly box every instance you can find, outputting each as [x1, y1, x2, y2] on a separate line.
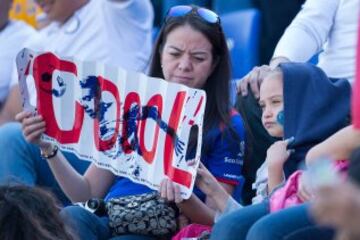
[352, 21, 360, 129]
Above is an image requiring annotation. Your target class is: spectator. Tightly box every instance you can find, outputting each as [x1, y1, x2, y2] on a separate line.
[0, 184, 75, 240]
[18, 5, 246, 239]
[0, 0, 154, 125]
[237, 0, 358, 203]
[310, 21, 360, 240]
[311, 152, 360, 240]
[0, 0, 38, 125]
[0, 0, 154, 205]
[208, 63, 350, 240]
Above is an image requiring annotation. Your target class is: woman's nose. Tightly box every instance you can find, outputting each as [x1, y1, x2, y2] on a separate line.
[178, 57, 192, 71]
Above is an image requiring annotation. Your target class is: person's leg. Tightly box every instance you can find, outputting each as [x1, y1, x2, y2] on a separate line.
[246, 203, 335, 240]
[0, 122, 89, 204]
[61, 205, 112, 240]
[210, 201, 269, 240]
[236, 92, 275, 204]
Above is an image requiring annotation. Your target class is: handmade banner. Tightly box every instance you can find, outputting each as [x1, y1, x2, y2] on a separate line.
[16, 48, 206, 199]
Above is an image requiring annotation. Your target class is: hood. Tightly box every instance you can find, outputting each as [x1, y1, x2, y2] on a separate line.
[280, 63, 351, 176]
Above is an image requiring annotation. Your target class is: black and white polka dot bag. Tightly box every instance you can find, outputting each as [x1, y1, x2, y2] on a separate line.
[106, 192, 178, 238]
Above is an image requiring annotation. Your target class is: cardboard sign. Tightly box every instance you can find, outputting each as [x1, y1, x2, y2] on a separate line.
[16, 49, 206, 199]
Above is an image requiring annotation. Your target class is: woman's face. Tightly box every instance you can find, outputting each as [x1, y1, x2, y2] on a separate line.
[259, 73, 284, 138]
[160, 24, 215, 89]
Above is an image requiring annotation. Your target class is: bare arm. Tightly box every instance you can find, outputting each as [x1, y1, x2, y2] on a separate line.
[0, 85, 22, 126]
[178, 182, 234, 225]
[46, 154, 115, 202]
[18, 111, 115, 202]
[306, 125, 360, 164]
[160, 168, 235, 225]
[269, 57, 290, 69]
[266, 139, 293, 192]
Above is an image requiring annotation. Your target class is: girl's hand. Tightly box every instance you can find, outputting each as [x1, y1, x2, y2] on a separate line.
[16, 111, 51, 149]
[159, 178, 183, 204]
[266, 137, 294, 169]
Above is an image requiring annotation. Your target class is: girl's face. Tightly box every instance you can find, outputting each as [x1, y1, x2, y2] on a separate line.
[259, 73, 284, 138]
[160, 24, 215, 89]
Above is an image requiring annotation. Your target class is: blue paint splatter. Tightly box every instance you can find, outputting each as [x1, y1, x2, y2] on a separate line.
[277, 110, 284, 126]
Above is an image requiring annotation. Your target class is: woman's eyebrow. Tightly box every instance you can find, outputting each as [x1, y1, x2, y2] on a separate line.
[168, 46, 183, 52]
[191, 51, 208, 56]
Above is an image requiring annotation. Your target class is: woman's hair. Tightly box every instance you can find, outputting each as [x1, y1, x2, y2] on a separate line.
[0, 185, 75, 240]
[148, 6, 232, 134]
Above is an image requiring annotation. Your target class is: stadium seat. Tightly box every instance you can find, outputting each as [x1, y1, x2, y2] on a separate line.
[213, 0, 254, 15]
[221, 9, 261, 80]
[151, 0, 164, 27]
[152, 27, 160, 43]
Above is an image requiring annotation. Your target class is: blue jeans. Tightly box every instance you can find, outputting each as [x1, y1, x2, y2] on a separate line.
[210, 202, 334, 240]
[246, 203, 334, 240]
[210, 201, 269, 240]
[0, 122, 89, 204]
[61, 206, 156, 240]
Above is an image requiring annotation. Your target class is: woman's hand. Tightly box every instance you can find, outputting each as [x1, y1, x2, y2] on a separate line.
[16, 111, 51, 149]
[196, 163, 224, 197]
[159, 178, 183, 204]
[237, 65, 271, 98]
[196, 163, 230, 212]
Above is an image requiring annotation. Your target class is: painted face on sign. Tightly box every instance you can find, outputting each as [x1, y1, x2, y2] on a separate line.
[259, 70, 284, 138]
[160, 24, 215, 89]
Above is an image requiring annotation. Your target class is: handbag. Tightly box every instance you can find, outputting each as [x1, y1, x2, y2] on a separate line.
[106, 191, 178, 237]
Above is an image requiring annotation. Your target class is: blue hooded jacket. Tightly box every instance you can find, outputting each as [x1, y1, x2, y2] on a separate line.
[279, 63, 351, 177]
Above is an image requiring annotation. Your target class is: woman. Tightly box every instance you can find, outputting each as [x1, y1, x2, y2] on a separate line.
[18, 5, 246, 239]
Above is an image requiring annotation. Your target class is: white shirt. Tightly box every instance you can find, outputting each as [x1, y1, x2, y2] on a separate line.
[11, 0, 153, 85]
[11, 0, 154, 105]
[273, 0, 359, 82]
[0, 21, 37, 103]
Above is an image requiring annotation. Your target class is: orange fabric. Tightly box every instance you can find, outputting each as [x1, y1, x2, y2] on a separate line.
[9, 0, 42, 28]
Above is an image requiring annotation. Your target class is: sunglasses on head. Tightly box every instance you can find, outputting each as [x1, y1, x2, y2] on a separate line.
[165, 5, 220, 24]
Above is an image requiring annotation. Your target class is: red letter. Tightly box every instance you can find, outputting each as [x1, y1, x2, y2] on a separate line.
[139, 94, 163, 164]
[163, 91, 193, 188]
[33, 53, 84, 144]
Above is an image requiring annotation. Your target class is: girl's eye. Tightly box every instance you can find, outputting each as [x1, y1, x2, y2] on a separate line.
[272, 100, 282, 105]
